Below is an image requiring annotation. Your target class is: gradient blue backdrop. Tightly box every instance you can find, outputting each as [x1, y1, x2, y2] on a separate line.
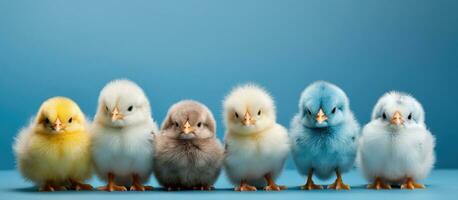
[1, 0, 457, 170]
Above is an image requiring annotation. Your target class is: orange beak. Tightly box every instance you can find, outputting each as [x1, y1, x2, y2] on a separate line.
[52, 118, 63, 132]
[111, 107, 124, 121]
[182, 121, 194, 134]
[390, 111, 404, 125]
[242, 112, 254, 126]
[315, 108, 328, 124]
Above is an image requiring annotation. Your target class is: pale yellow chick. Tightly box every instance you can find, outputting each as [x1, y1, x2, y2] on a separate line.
[13, 97, 93, 192]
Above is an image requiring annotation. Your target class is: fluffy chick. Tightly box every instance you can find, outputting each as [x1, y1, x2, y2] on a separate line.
[154, 100, 224, 191]
[290, 81, 360, 190]
[91, 79, 158, 192]
[14, 97, 93, 192]
[359, 92, 435, 190]
[223, 84, 290, 192]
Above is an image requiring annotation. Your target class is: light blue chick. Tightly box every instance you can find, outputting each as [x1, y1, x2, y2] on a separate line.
[290, 81, 360, 190]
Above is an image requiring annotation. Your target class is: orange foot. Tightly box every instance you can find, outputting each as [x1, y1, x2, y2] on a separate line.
[98, 184, 127, 192]
[69, 179, 93, 191]
[401, 178, 425, 190]
[367, 178, 391, 190]
[264, 184, 287, 191]
[235, 184, 257, 191]
[130, 184, 153, 191]
[301, 181, 323, 190]
[39, 184, 66, 192]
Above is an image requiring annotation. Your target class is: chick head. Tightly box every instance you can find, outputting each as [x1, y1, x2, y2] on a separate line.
[298, 81, 350, 128]
[162, 100, 216, 140]
[223, 84, 276, 135]
[34, 97, 86, 134]
[371, 91, 425, 129]
[95, 79, 152, 128]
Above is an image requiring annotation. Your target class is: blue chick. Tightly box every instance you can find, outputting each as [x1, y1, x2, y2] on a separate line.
[290, 81, 360, 190]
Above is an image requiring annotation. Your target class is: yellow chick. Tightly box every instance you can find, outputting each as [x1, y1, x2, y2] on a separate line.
[13, 97, 93, 192]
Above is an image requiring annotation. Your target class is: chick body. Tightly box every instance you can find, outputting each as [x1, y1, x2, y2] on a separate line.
[223, 84, 289, 191]
[91, 79, 157, 191]
[359, 92, 435, 189]
[290, 81, 359, 190]
[154, 100, 224, 190]
[14, 97, 92, 191]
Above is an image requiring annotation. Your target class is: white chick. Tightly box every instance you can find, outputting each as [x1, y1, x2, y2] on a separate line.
[359, 92, 435, 190]
[223, 84, 290, 191]
[91, 79, 158, 191]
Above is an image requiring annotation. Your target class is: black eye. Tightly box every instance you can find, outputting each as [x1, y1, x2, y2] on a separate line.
[382, 112, 387, 120]
[105, 106, 109, 111]
[307, 109, 312, 115]
[174, 122, 179, 127]
[197, 122, 202, 127]
[127, 106, 133, 112]
[68, 117, 73, 123]
[235, 112, 239, 118]
[408, 113, 412, 120]
[44, 118, 50, 124]
[331, 107, 336, 114]
[257, 110, 262, 116]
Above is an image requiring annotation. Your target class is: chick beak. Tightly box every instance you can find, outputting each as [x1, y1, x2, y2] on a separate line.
[111, 107, 124, 121]
[315, 108, 328, 124]
[182, 121, 194, 134]
[52, 118, 63, 132]
[391, 111, 404, 125]
[242, 112, 253, 126]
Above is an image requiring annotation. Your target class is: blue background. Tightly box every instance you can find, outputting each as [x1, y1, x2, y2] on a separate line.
[0, 0, 457, 170]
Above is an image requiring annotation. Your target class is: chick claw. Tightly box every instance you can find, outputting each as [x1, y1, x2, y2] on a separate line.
[39, 185, 66, 192]
[301, 182, 323, 190]
[130, 184, 153, 191]
[327, 180, 350, 190]
[367, 178, 391, 190]
[401, 178, 425, 190]
[264, 184, 287, 191]
[98, 184, 127, 192]
[235, 185, 257, 192]
[73, 183, 93, 191]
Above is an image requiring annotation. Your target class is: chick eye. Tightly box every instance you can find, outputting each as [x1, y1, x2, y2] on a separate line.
[235, 112, 239, 118]
[408, 113, 412, 120]
[197, 122, 202, 127]
[44, 118, 50, 124]
[174, 122, 179, 127]
[257, 110, 262, 116]
[331, 107, 337, 114]
[382, 112, 387, 120]
[68, 117, 73, 123]
[105, 106, 109, 111]
[127, 105, 133, 112]
[307, 109, 312, 115]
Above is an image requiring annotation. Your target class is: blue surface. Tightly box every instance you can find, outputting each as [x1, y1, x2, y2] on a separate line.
[1, 0, 458, 170]
[0, 169, 456, 200]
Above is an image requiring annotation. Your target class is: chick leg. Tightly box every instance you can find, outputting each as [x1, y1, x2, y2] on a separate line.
[98, 173, 127, 192]
[234, 180, 257, 191]
[130, 174, 153, 191]
[301, 169, 323, 190]
[263, 173, 287, 191]
[367, 177, 391, 190]
[327, 170, 350, 190]
[401, 177, 425, 190]
[69, 178, 93, 191]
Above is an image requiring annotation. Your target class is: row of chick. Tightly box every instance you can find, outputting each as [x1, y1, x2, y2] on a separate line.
[13, 79, 435, 192]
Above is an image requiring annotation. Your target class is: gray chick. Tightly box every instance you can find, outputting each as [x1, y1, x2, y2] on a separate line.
[154, 100, 224, 191]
